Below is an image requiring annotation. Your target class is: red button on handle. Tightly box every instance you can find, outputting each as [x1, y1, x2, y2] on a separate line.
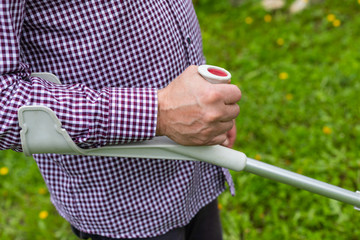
[198, 65, 231, 84]
[207, 67, 229, 77]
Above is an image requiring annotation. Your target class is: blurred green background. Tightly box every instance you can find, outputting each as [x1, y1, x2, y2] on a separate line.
[1, 0, 360, 239]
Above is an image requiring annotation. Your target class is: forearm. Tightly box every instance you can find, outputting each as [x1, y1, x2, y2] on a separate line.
[0, 73, 158, 151]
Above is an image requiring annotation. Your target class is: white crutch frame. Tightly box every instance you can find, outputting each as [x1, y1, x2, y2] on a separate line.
[18, 66, 360, 210]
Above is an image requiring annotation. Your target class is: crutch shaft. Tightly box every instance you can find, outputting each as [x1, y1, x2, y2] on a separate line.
[245, 158, 360, 209]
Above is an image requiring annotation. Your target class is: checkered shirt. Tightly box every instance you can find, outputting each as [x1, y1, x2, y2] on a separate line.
[0, 0, 234, 238]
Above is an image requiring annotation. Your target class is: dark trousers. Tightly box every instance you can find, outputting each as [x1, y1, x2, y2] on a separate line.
[72, 199, 222, 240]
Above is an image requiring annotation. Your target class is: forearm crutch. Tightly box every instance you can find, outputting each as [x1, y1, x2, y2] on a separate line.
[18, 66, 360, 210]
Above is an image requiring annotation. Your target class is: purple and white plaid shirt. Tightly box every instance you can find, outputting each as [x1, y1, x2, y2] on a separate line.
[0, 0, 234, 238]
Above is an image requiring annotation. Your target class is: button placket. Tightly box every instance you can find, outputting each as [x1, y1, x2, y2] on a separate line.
[184, 34, 192, 48]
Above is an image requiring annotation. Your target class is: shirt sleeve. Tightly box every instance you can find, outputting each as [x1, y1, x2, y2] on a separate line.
[0, 1, 158, 151]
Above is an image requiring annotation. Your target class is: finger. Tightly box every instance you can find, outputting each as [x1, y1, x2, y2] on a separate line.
[225, 122, 236, 148]
[206, 133, 228, 146]
[218, 104, 240, 122]
[215, 84, 242, 104]
[212, 120, 234, 136]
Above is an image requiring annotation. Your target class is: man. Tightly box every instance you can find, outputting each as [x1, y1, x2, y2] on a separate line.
[0, 1, 241, 239]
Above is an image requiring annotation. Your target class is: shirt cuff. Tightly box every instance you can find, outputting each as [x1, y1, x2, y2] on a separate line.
[108, 87, 158, 144]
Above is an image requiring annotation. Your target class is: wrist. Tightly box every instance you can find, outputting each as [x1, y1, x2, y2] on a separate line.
[156, 89, 166, 136]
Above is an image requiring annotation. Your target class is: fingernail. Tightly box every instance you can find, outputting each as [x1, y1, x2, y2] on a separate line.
[223, 138, 229, 147]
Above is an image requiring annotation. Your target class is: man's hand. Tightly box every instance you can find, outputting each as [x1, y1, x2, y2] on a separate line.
[156, 65, 241, 146]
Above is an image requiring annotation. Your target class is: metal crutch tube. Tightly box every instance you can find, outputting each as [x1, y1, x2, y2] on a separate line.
[245, 158, 360, 209]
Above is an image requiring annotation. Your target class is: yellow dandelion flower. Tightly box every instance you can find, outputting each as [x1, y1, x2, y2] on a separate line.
[276, 38, 284, 46]
[255, 154, 262, 160]
[38, 187, 47, 195]
[218, 203, 223, 210]
[322, 126, 332, 135]
[0, 167, 9, 176]
[358, 0, 360, 4]
[245, 17, 253, 24]
[279, 72, 289, 80]
[39, 210, 49, 219]
[264, 14, 272, 23]
[333, 19, 341, 27]
[326, 14, 336, 22]
[285, 93, 293, 101]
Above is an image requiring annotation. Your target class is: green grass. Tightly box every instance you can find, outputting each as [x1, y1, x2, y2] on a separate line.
[1, 0, 360, 239]
[0, 150, 76, 240]
[196, 0, 360, 239]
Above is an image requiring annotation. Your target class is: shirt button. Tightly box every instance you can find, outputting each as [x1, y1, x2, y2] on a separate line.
[186, 37, 191, 45]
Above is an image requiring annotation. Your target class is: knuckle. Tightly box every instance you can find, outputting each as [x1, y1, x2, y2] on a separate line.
[203, 89, 222, 103]
[204, 111, 221, 122]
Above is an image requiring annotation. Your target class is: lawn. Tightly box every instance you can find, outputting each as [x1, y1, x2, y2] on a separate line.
[1, 0, 360, 239]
